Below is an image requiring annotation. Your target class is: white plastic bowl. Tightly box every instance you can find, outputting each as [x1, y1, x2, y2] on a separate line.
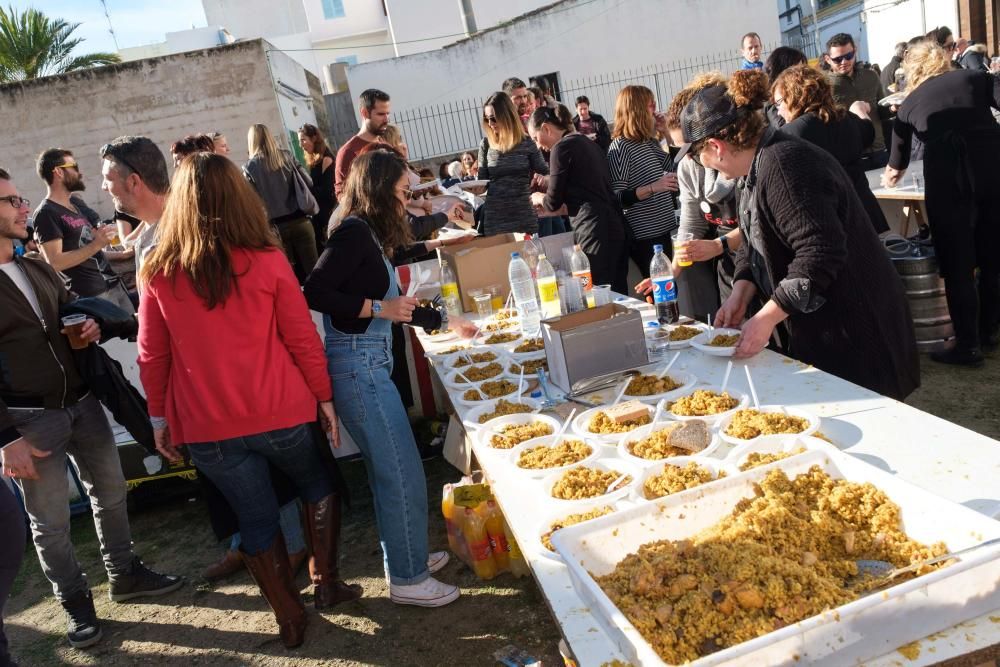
[442, 365, 509, 390]
[476, 413, 562, 453]
[716, 404, 820, 446]
[661, 385, 749, 424]
[453, 378, 522, 408]
[534, 498, 623, 563]
[444, 349, 501, 371]
[621, 367, 698, 404]
[724, 434, 826, 472]
[507, 434, 602, 478]
[540, 459, 640, 509]
[616, 421, 722, 468]
[634, 456, 734, 502]
[476, 331, 524, 351]
[503, 353, 548, 377]
[462, 397, 541, 430]
[689, 327, 742, 356]
[571, 403, 664, 445]
[661, 322, 711, 349]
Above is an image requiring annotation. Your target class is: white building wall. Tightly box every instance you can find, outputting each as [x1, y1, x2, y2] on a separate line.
[119, 26, 234, 62]
[202, 0, 309, 38]
[303, 0, 390, 42]
[863, 0, 959, 68]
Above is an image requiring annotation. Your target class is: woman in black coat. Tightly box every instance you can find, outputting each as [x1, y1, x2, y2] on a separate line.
[676, 70, 919, 400]
[884, 41, 1000, 366]
[773, 65, 889, 235]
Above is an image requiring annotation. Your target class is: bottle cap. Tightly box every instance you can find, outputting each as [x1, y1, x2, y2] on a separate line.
[646, 321, 659, 328]
[538, 254, 546, 260]
[511, 252, 520, 258]
[530, 390, 543, 398]
[653, 244, 664, 253]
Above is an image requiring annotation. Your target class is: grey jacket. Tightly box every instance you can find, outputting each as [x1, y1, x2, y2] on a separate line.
[242, 150, 314, 222]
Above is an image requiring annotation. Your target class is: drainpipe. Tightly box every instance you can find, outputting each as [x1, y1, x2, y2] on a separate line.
[457, 0, 477, 37]
[808, 0, 822, 56]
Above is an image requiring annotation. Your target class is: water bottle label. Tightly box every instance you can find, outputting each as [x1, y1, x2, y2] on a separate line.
[652, 278, 677, 304]
[441, 282, 459, 300]
[572, 270, 593, 290]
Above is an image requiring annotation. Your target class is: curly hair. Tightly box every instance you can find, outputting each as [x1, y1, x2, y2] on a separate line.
[903, 40, 952, 92]
[773, 64, 844, 124]
[665, 72, 727, 130]
[682, 70, 770, 154]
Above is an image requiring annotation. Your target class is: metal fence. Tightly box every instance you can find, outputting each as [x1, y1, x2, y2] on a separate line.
[396, 40, 819, 165]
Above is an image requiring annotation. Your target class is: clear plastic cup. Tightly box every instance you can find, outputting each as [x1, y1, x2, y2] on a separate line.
[592, 284, 612, 306]
[473, 293, 493, 319]
[60, 314, 88, 349]
[672, 231, 694, 267]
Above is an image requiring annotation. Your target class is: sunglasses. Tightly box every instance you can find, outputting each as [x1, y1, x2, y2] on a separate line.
[0, 195, 29, 209]
[829, 50, 856, 64]
[483, 115, 498, 125]
[56, 162, 79, 171]
[397, 186, 413, 200]
[100, 144, 142, 179]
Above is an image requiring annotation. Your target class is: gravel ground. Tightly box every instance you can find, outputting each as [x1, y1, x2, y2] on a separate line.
[6, 348, 1000, 666]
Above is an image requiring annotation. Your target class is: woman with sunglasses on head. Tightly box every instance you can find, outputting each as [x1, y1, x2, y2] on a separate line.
[477, 92, 548, 236]
[528, 105, 629, 293]
[138, 153, 361, 649]
[675, 69, 918, 400]
[883, 40, 1000, 366]
[304, 151, 473, 609]
[298, 123, 336, 252]
[773, 65, 889, 234]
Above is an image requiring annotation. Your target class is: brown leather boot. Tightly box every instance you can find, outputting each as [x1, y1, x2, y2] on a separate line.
[241, 533, 308, 648]
[304, 494, 363, 610]
[202, 549, 245, 582]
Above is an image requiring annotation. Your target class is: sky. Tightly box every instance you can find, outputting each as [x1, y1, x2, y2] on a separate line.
[11, 0, 208, 54]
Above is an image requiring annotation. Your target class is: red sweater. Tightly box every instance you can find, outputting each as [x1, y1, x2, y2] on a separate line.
[138, 248, 331, 445]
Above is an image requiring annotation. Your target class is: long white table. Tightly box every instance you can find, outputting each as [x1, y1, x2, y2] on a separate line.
[416, 295, 1000, 666]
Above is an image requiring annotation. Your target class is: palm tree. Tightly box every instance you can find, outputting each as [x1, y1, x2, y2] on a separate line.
[0, 6, 121, 83]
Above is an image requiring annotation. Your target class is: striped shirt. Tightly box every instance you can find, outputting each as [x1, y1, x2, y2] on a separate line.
[607, 137, 677, 239]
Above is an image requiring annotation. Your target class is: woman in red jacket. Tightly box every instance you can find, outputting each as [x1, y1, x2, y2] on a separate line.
[137, 153, 361, 649]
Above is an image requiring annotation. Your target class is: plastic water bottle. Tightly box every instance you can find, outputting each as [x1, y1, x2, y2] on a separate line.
[439, 261, 462, 317]
[508, 252, 541, 337]
[536, 254, 561, 319]
[521, 235, 541, 278]
[569, 244, 593, 307]
[650, 244, 679, 324]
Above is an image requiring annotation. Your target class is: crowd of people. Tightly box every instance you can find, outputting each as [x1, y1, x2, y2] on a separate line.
[1, 23, 998, 663]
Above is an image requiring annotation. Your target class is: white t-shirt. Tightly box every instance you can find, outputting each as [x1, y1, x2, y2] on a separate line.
[0, 260, 43, 321]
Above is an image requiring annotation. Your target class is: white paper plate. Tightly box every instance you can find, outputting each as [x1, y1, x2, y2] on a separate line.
[412, 179, 441, 192]
[661, 384, 749, 424]
[445, 349, 501, 370]
[621, 368, 697, 404]
[540, 459, 640, 509]
[634, 456, 735, 502]
[724, 433, 826, 472]
[477, 331, 524, 351]
[426, 329, 459, 343]
[462, 398, 541, 430]
[503, 353, 548, 377]
[661, 322, 711, 349]
[477, 413, 562, 452]
[437, 227, 478, 241]
[453, 378, 522, 408]
[534, 498, 625, 563]
[616, 421, 722, 468]
[716, 405, 820, 446]
[689, 328, 742, 356]
[571, 403, 663, 445]
[459, 179, 489, 189]
[507, 435, 602, 478]
[442, 365, 510, 390]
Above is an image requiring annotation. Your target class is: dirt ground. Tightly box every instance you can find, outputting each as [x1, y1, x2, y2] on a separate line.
[6, 349, 1000, 667]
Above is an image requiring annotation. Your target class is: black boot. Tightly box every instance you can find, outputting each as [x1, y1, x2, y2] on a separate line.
[60, 589, 102, 648]
[930, 346, 985, 367]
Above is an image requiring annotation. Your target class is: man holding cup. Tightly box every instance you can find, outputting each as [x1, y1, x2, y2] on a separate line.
[0, 168, 183, 650]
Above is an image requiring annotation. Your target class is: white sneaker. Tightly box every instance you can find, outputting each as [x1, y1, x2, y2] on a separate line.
[384, 552, 451, 586]
[390, 576, 460, 607]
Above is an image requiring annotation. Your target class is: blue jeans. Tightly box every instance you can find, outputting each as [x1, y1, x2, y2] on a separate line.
[326, 334, 429, 586]
[537, 216, 567, 237]
[187, 424, 332, 555]
[230, 501, 305, 554]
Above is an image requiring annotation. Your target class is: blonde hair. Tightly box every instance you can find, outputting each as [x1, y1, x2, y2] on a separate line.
[482, 92, 527, 153]
[612, 85, 656, 142]
[902, 40, 952, 92]
[381, 124, 403, 150]
[247, 124, 288, 172]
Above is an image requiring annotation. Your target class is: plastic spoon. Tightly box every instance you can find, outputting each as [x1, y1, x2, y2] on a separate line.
[744, 365, 760, 409]
[855, 536, 1000, 582]
[720, 360, 734, 393]
[605, 472, 629, 494]
[552, 408, 577, 449]
[658, 351, 681, 379]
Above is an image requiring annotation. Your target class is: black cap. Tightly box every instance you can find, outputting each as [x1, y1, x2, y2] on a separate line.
[674, 84, 741, 162]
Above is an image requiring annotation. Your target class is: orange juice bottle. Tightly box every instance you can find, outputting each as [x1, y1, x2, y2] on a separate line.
[441, 485, 468, 562]
[503, 518, 530, 578]
[481, 500, 510, 572]
[461, 507, 497, 579]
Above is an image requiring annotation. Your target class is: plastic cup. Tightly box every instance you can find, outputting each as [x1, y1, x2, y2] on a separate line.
[473, 293, 493, 319]
[672, 232, 694, 267]
[61, 314, 89, 349]
[102, 223, 120, 247]
[488, 284, 504, 311]
[592, 284, 611, 306]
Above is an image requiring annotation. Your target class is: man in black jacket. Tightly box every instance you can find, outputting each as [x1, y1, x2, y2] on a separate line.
[0, 168, 182, 652]
[572, 95, 612, 152]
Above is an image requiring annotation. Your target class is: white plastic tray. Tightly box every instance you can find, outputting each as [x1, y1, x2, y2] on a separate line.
[550, 445, 1000, 667]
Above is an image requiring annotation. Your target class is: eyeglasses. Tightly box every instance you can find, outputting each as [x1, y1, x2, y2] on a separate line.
[829, 50, 856, 64]
[0, 195, 29, 209]
[100, 143, 142, 179]
[483, 115, 498, 125]
[774, 96, 785, 108]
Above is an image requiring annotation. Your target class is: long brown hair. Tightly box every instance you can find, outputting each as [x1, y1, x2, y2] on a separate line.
[247, 123, 288, 172]
[482, 92, 526, 152]
[339, 150, 412, 256]
[773, 64, 843, 124]
[140, 153, 279, 308]
[612, 85, 656, 141]
[298, 123, 329, 168]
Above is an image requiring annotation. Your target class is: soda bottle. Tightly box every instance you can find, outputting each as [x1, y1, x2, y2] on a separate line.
[650, 244, 679, 324]
[480, 500, 510, 572]
[439, 261, 462, 317]
[508, 252, 541, 337]
[502, 518, 530, 578]
[569, 245, 594, 307]
[461, 507, 497, 579]
[441, 485, 469, 563]
[535, 254, 561, 319]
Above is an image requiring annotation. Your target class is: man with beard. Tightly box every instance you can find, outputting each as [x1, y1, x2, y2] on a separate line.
[98, 137, 170, 293]
[0, 167, 184, 651]
[335, 88, 391, 198]
[502, 77, 532, 128]
[32, 149, 133, 312]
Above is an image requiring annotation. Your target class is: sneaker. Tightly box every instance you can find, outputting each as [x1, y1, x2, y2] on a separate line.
[109, 556, 185, 602]
[389, 576, 460, 608]
[384, 552, 451, 586]
[61, 589, 103, 648]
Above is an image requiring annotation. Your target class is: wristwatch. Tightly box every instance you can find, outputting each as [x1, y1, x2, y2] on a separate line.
[371, 299, 383, 318]
[719, 235, 730, 254]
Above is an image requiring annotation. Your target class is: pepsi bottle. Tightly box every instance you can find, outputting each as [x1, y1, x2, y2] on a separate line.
[650, 244, 679, 324]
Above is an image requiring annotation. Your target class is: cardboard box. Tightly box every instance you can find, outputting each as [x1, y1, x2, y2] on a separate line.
[541, 303, 649, 393]
[438, 234, 523, 313]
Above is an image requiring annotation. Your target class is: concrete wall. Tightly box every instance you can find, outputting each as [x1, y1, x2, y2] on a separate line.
[0, 40, 287, 219]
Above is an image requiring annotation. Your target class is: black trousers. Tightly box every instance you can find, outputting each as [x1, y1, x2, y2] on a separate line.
[628, 233, 674, 280]
[0, 482, 25, 667]
[587, 239, 629, 296]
